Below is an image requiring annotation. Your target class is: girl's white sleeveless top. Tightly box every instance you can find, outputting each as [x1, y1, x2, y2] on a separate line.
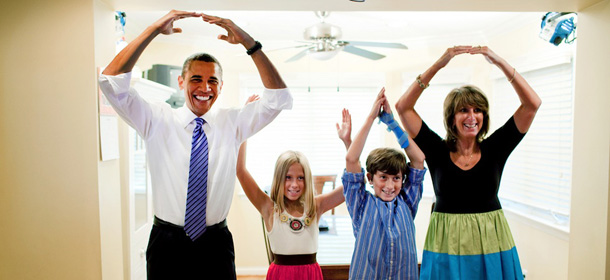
[267, 209, 319, 255]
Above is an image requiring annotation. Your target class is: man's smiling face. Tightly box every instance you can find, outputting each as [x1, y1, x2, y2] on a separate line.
[179, 60, 223, 117]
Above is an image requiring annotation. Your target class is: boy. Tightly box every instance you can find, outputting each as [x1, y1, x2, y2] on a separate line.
[342, 88, 426, 280]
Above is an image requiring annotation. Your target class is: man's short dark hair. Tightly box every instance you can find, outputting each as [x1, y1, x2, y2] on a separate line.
[181, 53, 223, 79]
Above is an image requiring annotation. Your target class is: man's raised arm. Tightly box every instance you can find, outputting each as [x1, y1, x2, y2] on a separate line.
[103, 10, 202, 76]
[202, 14, 286, 89]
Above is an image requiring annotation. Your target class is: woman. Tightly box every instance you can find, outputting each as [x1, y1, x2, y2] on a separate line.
[395, 45, 541, 280]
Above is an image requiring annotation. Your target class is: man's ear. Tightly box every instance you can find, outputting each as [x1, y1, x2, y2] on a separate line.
[366, 173, 373, 184]
[178, 75, 184, 90]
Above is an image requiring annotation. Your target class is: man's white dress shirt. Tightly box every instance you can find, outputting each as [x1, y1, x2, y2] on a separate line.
[99, 72, 292, 226]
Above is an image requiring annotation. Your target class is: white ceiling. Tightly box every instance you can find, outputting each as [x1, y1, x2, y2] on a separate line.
[123, 11, 542, 56]
[113, 0, 591, 63]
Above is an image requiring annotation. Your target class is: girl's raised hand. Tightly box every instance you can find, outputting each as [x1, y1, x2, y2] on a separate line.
[336, 108, 352, 149]
[245, 94, 260, 105]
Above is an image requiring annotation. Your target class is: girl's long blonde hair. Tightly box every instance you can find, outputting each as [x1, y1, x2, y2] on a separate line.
[269, 150, 316, 219]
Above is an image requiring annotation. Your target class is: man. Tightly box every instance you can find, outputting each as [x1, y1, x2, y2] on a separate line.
[98, 10, 292, 279]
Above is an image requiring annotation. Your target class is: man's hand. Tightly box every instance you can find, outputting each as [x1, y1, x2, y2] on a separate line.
[153, 10, 202, 35]
[102, 10, 201, 75]
[201, 14, 256, 49]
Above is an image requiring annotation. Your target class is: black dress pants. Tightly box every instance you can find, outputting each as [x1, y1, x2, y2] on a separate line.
[146, 218, 236, 280]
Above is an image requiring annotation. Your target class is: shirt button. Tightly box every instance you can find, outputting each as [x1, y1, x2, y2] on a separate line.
[391, 242, 394, 247]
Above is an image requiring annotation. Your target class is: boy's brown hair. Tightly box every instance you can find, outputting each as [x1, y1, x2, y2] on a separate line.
[365, 148, 408, 178]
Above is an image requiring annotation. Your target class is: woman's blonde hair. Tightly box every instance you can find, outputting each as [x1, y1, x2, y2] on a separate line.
[269, 151, 316, 219]
[443, 85, 490, 151]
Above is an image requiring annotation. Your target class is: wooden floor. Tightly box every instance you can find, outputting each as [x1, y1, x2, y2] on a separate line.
[237, 276, 265, 280]
[237, 264, 350, 280]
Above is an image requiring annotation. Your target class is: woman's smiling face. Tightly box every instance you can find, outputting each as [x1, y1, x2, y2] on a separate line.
[453, 105, 484, 139]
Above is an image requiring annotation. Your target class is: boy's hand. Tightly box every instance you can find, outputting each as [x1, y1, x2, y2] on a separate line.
[381, 92, 392, 115]
[368, 88, 386, 120]
[336, 108, 352, 149]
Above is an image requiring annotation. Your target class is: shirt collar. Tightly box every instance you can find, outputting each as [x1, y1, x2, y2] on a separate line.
[176, 105, 216, 129]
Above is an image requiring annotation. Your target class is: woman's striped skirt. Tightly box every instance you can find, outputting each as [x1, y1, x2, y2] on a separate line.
[420, 209, 524, 280]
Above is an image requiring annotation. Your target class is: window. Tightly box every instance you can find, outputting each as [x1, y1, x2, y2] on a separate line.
[493, 49, 574, 231]
[240, 72, 384, 192]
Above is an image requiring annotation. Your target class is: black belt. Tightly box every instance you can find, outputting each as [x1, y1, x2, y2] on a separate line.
[273, 253, 317, 265]
[153, 216, 227, 231]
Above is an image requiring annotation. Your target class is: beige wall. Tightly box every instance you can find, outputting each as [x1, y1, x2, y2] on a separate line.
[94, 0, 127, 279]
[0, 0, 103, 279]
[569, 1, 610, 279]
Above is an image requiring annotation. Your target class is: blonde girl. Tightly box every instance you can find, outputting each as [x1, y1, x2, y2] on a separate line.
[236, 98, 349, 280]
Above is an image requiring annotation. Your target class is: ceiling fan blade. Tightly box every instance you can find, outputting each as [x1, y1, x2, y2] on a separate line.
[285, 48, 311, 62]
[266, 44, 312, 53]
[342, 45, 386, 60]
[342, 41, 408, 49]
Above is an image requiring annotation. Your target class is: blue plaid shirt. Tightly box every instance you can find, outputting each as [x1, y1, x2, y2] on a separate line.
[342, 166, 426, 280]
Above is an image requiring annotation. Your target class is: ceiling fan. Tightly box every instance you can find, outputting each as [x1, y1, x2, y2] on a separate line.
[284, 11, 408, 62]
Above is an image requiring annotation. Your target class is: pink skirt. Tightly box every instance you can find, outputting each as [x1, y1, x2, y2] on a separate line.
[266, 262, 323, 280]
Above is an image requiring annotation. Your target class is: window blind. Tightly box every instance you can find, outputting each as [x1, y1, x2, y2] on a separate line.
[494, 61, 574, 228]
[241, 81, 385, 191]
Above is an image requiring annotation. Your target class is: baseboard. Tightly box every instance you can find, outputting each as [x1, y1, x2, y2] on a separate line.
[236, 266, 268, 276]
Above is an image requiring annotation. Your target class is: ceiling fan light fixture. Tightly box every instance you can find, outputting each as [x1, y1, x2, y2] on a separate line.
[308, 48, 342, 61]
[304, 23, 342, 40]
[284, 11, 407, 63]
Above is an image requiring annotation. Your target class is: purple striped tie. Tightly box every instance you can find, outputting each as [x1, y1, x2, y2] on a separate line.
[184, 118, 208, 241]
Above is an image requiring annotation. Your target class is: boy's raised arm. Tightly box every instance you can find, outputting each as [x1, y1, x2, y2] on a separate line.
[346, 88, 386, 173]
[378, 95, 425, 169]
[403, 134, 425, 169]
